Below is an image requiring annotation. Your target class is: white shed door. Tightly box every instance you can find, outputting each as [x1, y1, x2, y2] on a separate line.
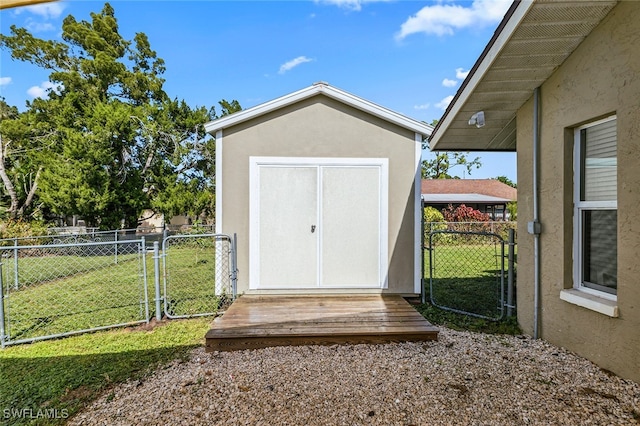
[251, 158, 387, 290]
[321, 166, 380, 287]
[258, 166, 318, 288]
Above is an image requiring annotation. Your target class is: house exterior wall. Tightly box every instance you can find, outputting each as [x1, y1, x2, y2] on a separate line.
[220, 94, 419, 295]
[516, 1, 640, 382]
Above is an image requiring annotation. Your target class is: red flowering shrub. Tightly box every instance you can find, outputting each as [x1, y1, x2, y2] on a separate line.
[442, 204, 491, 222]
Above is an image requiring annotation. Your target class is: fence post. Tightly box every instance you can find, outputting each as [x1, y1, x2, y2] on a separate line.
[114, 230, 119, 265]
[13, 238, 18, 291]
[153, 241, 162, 321]
[0, 260, 6, 348]
[231, 233, 238, 299]
[507, 228, 515, 317]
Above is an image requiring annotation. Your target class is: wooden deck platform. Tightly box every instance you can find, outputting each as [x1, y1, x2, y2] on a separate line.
[205, 295, 438, 352]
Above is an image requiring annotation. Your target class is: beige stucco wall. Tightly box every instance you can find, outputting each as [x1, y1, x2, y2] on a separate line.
[516, 1, 640, 382]
[219, 94, 419, 295]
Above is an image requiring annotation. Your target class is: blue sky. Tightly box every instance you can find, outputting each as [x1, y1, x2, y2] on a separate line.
[0, 0, 517, 182]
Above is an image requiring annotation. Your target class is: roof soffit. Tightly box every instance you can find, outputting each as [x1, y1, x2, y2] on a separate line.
[429, 0, 618, 152]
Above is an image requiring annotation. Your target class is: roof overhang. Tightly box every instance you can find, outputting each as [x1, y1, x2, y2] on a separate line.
[204, 82, 433, 138]
[0, 0, 56, 9]
[429, 0, 618, 152]
[422, 194, 512, 204]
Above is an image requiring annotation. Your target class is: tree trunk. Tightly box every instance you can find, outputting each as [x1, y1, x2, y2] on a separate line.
[0, 136, 19, 219]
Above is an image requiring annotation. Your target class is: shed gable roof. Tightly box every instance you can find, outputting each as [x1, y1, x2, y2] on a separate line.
[204, 82, 433, 138]
[428, 0, 618, 152]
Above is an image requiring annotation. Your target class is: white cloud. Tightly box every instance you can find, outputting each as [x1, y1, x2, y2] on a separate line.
[314, 0, 391, 12]
[395, 0, 511, 40]
[12, 2, 64, 33]
[25, 19, 55, 33]
[27, 81, 60, 99]
[414, 103, 430, 110]
[278, 56, 314, 74]
[435, 95, 454, 111]
[17, 2, 65, 19]
[455, 68, 470, 80]
[0, 77, 12, 86]
[442, 78, 457, 88]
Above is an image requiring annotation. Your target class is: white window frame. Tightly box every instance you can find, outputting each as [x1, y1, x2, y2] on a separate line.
[572, 115, 617, 301]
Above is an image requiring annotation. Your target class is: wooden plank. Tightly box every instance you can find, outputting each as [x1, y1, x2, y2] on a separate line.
[205, 295, 438, 352]
[205, 333, 438, 352]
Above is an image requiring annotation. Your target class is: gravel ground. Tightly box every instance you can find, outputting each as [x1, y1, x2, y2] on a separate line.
[70, 327, 640, 425]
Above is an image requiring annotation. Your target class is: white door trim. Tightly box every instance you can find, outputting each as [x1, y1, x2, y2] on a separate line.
[249, 156, 389, 290]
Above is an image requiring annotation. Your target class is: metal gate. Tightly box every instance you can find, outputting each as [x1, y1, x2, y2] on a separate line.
[426, 230, 512, 321]
[162, 233, 237, 319]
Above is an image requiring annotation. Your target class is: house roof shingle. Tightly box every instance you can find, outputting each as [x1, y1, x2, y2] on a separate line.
[421, 179, 516, 203]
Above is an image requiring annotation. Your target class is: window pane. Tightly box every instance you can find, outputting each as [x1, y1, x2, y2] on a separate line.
[581, 119, 617, 201]
[582, 210, 617, 294]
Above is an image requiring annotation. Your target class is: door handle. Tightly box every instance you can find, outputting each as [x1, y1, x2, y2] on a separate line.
[311, 225, 316, 233]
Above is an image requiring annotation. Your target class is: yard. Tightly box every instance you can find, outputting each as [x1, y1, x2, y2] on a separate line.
[1, 239, 226, 345]
[5, 231, 636, 425]
[424, 231, 514, 321]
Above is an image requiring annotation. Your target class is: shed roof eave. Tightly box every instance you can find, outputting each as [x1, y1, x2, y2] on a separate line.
[203, 82, 433, 138]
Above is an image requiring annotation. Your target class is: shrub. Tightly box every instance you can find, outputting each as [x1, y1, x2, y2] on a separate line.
[507, 202, 517, 221]
[442, 204, 491, 222]
[0, 220, 49, 245]
[423, 206, 444, 223]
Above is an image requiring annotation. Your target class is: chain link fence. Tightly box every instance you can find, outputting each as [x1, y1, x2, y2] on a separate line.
[0, 239, 147, 346]
[424, 225, 516, 321]
[0, 231, 237, 347]
[162, 234, 236, 318]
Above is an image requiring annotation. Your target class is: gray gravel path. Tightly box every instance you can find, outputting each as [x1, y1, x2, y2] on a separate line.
[70, 327, 640, 425]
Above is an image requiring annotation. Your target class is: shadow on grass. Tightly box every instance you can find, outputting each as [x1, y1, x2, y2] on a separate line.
[0, 344, 198, 426]
[428, 274, 504, 320]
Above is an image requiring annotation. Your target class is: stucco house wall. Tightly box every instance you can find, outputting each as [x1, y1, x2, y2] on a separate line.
[214, 91, 425, 295]
[516, 1, 640, 381]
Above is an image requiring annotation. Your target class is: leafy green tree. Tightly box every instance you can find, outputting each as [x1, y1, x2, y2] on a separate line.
[422, 120, 481, 179]
[494, 175, 517, 188]
[1, 3, 239, 228]
[421, 152, 482, 179]
[0, 98, 43, 220]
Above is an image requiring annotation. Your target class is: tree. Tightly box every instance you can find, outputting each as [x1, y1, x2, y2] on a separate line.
[421, 152, 482, 179]
[494, 175, 517, 188]
[421, 119, 482, 179]
[0, 3, 240, 228]
[0, 98, 43, 220]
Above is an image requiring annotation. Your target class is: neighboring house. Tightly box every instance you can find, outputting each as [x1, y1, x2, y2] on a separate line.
[421, 179, 516, 220]
[429, 1, 639, 382]
[204, 82, 431, 296]
[138, 209, 212, 231]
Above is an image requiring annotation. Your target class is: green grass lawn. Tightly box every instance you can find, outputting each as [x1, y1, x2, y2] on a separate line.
[3, 251, 138, 289]
[0, 237, 227, 425]
[3, 242, 225, 344]
[0, 232, 521, 425]
[421, 234, 518, 328]
[0, 317, 212, 426]
[163, 242, 223, 317]
[5, 253, 146, 343]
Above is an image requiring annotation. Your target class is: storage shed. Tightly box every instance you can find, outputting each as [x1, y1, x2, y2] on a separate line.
[204, 82, 432, 295]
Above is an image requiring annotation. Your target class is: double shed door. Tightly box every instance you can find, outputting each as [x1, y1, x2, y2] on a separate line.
[250, 158, 388, 289]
